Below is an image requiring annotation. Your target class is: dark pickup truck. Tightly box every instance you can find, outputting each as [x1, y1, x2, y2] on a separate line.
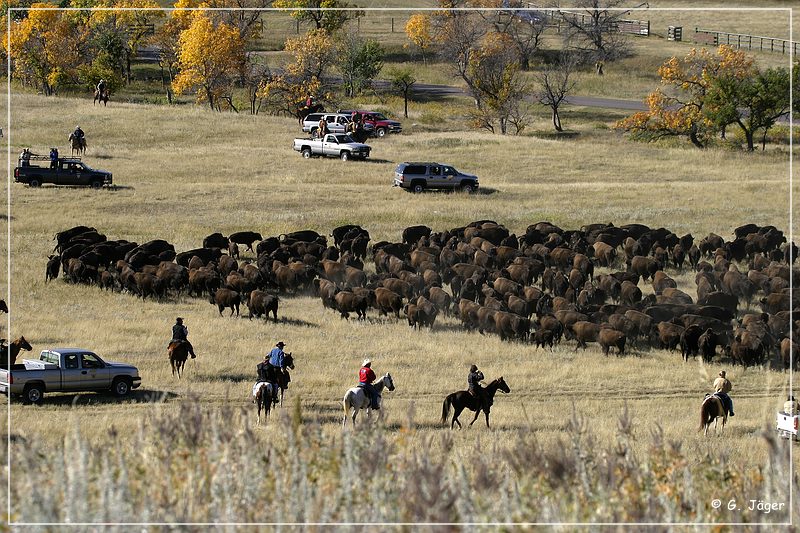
[15, 157, 113, 188]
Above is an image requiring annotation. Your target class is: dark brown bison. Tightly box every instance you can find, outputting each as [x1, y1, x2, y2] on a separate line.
[374, 287, 404, 318]
[598, 328, 626, 356]
[679, 324, 703, 361]
[248, 290, 279, 321]
[229, 231, 263, 253]
[210, 288, 240, 316]
[655, 322, 684, 351]
[494, 311, 530, 341]
[629, 256, 659, 281]
[334, 291, 368, 320]
[619, 280, 642, 306]
[203, 233, 229, 249]
[402, 225, 432, 245]
[571, 321, 601, 350]
[651, 271, 677, 295]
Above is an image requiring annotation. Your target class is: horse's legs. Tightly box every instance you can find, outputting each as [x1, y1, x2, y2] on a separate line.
[452, 406, 465, 429]
[468, 408, 482, 427]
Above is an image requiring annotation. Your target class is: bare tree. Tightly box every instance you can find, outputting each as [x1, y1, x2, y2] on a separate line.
[488, 1, 548, 70]
[559, 0, 631, 62]
[536, 53, 577, 132]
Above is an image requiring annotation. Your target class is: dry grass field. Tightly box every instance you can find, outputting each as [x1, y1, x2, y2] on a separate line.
[1, 86, 797, 525]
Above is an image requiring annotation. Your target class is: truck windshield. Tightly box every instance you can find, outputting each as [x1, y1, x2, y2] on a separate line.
[81, 353, 103, 368]
[335, 134, 355, 143]
[372, 113, 387, 120]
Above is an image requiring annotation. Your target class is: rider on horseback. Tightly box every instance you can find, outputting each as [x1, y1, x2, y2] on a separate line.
[358, 359, 380, 409]
[713, 370, 734, 417]
[468, 364, 489, 411]
[72, 125, 85, 142]
[266, 341, 290, 404]
[170, 317, 196, 359]
[97, 79, 106, 96]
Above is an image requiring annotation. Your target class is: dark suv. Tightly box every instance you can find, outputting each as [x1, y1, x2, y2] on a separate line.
[393, 162, 479, 193]
[339, 110, 402, 137]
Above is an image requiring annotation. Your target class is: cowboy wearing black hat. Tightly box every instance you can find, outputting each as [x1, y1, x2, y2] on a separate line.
[170, 317, 196, 359]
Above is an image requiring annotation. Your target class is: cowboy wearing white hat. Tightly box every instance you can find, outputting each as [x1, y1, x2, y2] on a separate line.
[358, 358, 379, 409]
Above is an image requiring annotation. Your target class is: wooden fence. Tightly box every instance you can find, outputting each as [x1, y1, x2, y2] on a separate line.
[694, 28, 798, 55]
[523, 4, 650, 36]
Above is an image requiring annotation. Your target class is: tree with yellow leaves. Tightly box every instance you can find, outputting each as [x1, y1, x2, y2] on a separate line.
[7, 3, 85, 95]
[256, 29, 334, 116]
[404, 13, 432, 62]
[172, 11, 245, 111]
[616, 45, 769, 150]
[273, 0, 361, 33]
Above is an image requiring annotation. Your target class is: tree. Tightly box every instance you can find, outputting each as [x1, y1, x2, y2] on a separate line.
[793, 60, 799, 116]
[387, 66, 416, 118]
[560, 0, 630, 63]
[172, 11, 245, 110]
[474, 0, 546, 70]
[615, 45, 755, 149]
[404, 13, 433, 62]
[336, 30, 383, 98]
[536, 53, 577, 132]
[466, 32, 529, 134]
[273, 0, 361, 33]
[705, 66, 790, 151]
[8, 4, 85, 95]
[256, 29, 334, 115]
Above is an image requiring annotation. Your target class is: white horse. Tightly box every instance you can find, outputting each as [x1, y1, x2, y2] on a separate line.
[342, 373, 395, 427]
[253, 381, 279, 424]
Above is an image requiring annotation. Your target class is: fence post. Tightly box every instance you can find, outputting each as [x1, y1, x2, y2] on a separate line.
[391, 17, 394, 33]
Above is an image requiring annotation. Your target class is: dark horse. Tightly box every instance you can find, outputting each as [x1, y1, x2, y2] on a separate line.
[253, 381, 279, 423]
[168, 341, 195, 378]
[297, 103, 324, 125]
[0, 336, 33, 369]
[69, 134, 86, 156]
[441, 377, 510, 429]
[272, 353, 295, 405]
[700, 393, 727, 436]
[94, 89, 109, 106]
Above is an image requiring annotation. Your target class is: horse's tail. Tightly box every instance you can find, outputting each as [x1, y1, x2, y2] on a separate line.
[441, 395, 452, 425]
[699, 398, 710, 431]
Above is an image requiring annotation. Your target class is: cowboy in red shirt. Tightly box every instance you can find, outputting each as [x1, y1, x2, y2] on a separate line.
[358, 358, 380, 409]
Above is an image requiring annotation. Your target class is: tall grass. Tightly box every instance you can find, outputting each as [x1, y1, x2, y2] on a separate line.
[4, 402, 795, 525]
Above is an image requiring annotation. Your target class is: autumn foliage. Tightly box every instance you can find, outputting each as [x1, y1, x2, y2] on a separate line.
[615, 45, 787, 150]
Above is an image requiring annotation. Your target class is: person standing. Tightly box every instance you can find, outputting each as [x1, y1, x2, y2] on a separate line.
[713, 370, 734, 416]
[49, 147, 58, 168]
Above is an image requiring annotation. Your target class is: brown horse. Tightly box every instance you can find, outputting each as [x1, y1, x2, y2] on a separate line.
[0, 336, 33, 369]
[168, 341, 194, 378]
[69, 134, 86, 156]
[94, 89, 109, 106]
[700, 394, 727, 436]
[297, 103, 324, 125]
[441, 377, 511, 429]
[253, 381, 278, 423]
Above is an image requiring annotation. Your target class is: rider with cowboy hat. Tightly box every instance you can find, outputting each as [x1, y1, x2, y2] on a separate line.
[359, 358, 380, 409]
[170, 317, 196, 359]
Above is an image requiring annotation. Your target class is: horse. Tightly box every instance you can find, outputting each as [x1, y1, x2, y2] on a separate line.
[296, 103, 324, 125]
[0, 336, 33, 369]
[342, 373, 395, 427]
[94, 89, 109, 106]
[253, 381, 279, 423]
[168, 341, 194, 378]
[272, 353, 295, 406]
[441, 377, 511, 429]
[700, 394, 727, 436]
[69, 134, 86, 156]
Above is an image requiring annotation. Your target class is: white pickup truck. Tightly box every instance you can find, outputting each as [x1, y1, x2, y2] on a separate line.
[292, 133, 371, 161]
[0, 348, 142, 404]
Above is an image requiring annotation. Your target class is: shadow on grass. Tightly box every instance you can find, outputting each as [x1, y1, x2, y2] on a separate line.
[18, 388, 179, 407]
[217, 373, 254, 383]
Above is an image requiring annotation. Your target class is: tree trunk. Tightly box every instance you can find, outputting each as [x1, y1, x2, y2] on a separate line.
[744, 130, 754, 152]
[689, 130, 705, 149]
[552, 108, 562, 132]
[403, 89, 409, 118]
[206, 88, 215, 111]
[125, 50, 132, 84]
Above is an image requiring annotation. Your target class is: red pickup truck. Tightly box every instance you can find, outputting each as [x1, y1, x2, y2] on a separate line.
[338, 110, 402, 137]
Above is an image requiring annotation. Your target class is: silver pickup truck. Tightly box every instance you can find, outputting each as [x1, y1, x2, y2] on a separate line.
[0, 348, 142, 404]
[292, 133, 371, 161]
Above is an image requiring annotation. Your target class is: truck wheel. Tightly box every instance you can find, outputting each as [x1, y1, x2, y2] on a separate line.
[376, 127, 387, 138]
[90, 180, 102, 189]
[301, 148, 312, 159]
[28, 178, 41, 188]
[340, 151, 350, 161]
[460, 182, 476, 193]
[23, 384, 44, 404]
[111, 377, 132, 397]
[412, 182, 425, 194]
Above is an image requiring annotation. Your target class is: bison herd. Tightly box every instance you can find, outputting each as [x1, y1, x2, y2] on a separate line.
[46, 220, 798, 368]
